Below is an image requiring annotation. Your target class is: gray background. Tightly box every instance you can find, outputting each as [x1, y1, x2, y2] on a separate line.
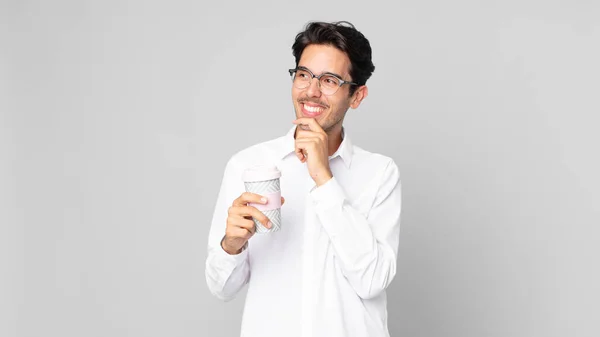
[3, 0, 599, 336]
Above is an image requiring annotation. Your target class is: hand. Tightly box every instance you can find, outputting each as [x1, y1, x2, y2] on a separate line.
[293, 118, 333, 186]
[222, 192, 285, 255]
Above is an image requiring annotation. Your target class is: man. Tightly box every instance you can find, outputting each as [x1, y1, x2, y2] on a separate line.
[205, 21, 402, 337]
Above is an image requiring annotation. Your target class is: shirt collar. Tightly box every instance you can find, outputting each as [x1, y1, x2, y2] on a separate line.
[277, 125, 353, 168]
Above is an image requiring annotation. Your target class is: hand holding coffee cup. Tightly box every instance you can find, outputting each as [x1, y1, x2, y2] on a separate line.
[221, 193, 271, 254]
[242, 166, 283, 233]
[221, 166, 283, 255]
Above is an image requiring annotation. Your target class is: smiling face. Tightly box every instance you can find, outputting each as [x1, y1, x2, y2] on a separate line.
[291, 44, 368, 134]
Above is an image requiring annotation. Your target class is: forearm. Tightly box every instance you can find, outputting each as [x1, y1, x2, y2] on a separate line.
[316, 199, 399, 299]
[311, 165, 402, 299]
[205, 157, 250, 301]
[205, 240, 250, 301]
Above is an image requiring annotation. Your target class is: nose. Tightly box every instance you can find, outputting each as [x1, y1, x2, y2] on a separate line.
[305, 77, 322, 98]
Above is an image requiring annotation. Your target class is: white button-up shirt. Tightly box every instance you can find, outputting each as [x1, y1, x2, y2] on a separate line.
[205, 126, 402, 337]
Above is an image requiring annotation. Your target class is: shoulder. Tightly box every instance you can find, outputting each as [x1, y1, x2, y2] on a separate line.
[225, 134, 286, 170]
[349, 145, 401, 202]
[352, 144, 400, 176]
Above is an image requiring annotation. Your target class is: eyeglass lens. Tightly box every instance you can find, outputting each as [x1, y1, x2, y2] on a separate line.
[292, 69, 341, 95]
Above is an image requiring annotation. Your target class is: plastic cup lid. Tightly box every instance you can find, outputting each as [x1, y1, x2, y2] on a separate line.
[242, 165, 281, 182]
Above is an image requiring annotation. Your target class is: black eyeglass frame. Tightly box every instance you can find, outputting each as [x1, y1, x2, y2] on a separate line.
[288, 66, 358, 94]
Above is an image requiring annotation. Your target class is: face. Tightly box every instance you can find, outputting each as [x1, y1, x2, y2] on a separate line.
[291, 44, 368, 134]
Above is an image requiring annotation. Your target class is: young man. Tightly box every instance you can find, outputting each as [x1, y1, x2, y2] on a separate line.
[205, 21, 402, 337]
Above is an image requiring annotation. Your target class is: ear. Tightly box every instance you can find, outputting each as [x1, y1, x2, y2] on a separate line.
[350, 85, 368, 109]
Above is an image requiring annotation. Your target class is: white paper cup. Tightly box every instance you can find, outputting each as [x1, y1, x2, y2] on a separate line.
[242, 165, 282, 233]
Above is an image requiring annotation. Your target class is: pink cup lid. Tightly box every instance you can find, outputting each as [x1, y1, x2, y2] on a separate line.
[242, 165, 281, 182]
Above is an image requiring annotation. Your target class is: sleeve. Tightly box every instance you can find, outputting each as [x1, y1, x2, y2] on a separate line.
[205, 157, 251, 301]
[309, 159, 402, 299]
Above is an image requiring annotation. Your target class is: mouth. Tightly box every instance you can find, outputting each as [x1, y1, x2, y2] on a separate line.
[300, 102, 327, 117]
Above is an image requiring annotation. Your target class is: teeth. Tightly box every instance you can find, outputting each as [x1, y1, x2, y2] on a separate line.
[304, 104, 324, 113]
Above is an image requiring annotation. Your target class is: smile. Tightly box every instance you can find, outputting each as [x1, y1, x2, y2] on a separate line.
[301, 103, 326, 117]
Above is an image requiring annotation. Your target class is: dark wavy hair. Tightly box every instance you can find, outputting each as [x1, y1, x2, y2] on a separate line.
[292, 21, 375, 96]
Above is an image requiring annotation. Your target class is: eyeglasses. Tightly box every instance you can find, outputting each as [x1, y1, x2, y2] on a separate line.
[288, 66, 358, 95]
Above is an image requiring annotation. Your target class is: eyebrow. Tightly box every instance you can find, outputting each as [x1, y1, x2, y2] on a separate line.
[297, 66, 345, 80]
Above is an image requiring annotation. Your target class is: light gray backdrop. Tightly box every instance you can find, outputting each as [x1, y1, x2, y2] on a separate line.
[3, 0, 599, 336]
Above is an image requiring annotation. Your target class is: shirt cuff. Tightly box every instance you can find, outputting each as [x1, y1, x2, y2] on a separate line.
[215, 238, 249, 266]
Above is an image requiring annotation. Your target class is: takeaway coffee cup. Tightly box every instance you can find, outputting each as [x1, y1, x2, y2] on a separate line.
[242, 165, 282, 233]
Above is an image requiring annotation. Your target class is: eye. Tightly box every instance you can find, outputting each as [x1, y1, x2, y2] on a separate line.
[296, 70, 310, 79]
[322, 76, 340, 86]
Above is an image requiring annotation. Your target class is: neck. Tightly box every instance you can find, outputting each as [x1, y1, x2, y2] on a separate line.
[326, 126, 343, 157]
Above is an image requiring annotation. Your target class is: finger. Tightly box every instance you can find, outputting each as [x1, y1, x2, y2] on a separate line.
[295, 129, 326, 143]
[230, 225, 254, 240]
[295, 129, 317, 139]
[231, 206, 272, 229]
[281, 196, 285, 205]
[232, 192, 268, 207]
[230, 216, 255, 231]
[226, 216, 255, 240]
[296, 149, 307, 163]
[293, 117, 324, 133]
[295, 138, 320, 156]
[295, 137, 322, 146]
[294, 143, 306, 162]
[295, 148, 305, 162]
